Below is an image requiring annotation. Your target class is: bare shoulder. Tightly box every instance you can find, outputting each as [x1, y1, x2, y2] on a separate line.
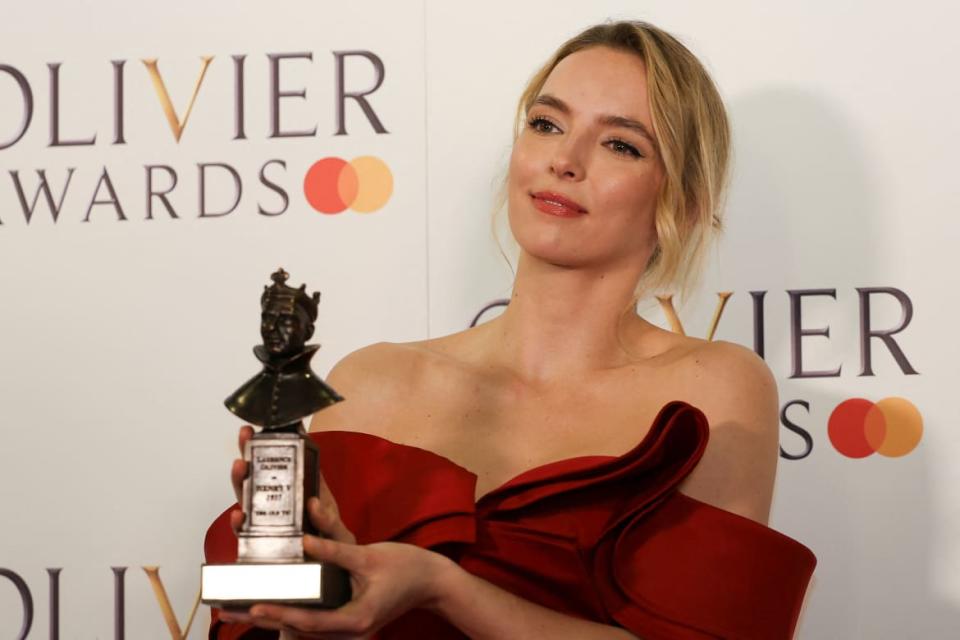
[682, 338, 779, 422]
[664, 336, 780, 525]
[326, 341, 425, 389]
[307, 333, 481, 438]
[307, 341, 428, 436]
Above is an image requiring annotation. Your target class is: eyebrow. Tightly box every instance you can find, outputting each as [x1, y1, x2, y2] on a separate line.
[532, 93, 658, 148]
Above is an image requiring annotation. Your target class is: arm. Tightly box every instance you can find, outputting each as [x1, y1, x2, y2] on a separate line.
[675, 340, 780, 525]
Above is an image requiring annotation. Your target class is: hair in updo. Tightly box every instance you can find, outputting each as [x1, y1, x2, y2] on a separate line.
[496, 20, 731, 303]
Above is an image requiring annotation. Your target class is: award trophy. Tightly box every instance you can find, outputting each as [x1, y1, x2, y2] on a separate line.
[201, 268, 352, 608]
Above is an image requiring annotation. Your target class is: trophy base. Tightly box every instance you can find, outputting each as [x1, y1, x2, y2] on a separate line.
[201, 561, 351, 608]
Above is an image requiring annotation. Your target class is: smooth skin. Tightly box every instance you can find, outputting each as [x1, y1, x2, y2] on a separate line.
[220, 46, 778, 639]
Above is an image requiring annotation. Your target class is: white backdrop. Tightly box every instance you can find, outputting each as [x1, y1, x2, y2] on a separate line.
[1, 1, 957, 638]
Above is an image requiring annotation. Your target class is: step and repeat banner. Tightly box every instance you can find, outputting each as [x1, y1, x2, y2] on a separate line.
[1, 1, 957, 638]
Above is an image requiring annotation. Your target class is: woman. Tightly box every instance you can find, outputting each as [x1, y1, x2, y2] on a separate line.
[206, 20, 816, 639]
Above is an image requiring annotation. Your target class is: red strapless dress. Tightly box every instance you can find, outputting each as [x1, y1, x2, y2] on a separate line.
[204, 401, 816, 639]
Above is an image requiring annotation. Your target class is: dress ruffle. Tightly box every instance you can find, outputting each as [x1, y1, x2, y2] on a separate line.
[205, 401, 816, 640]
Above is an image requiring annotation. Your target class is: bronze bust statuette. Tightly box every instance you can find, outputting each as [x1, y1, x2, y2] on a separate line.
[225, 268, 342, 430]
[201, 268, 351, 608]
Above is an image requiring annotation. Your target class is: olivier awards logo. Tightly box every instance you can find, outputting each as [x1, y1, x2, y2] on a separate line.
[0, 49, 394, 227]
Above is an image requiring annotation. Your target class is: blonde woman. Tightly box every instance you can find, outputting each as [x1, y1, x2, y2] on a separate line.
[207, 20, 816, 640]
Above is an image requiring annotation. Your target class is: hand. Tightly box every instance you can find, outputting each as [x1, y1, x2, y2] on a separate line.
[219, 504, 451, 638]
[227, 425, 252, 532]
[228, 426, 355, 544]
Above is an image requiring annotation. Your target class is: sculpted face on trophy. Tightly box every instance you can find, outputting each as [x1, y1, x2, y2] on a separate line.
[260, 268, 319, 358]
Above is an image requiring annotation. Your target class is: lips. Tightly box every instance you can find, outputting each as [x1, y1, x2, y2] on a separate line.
[530, 191, 587, 217]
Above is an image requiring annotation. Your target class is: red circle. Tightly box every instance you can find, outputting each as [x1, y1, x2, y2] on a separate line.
[304, 158, 349, 214]
[828, 398, 876, 458]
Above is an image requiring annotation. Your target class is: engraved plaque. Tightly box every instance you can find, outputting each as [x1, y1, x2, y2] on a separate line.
[249, 444, 296, 527]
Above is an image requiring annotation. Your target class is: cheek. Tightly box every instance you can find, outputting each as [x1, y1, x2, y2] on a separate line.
[592, 170, 661, 256]
[607, 169, 660, 226]
[603, 170, 657, 210]
[508, 143, 535, 191]
[506, 145, 536, 220]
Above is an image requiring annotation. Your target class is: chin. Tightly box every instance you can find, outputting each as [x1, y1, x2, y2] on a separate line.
[518, 239, 590, 269]
[509, 221, 578, 266]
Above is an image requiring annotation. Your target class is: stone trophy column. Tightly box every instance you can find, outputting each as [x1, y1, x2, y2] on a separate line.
[201, 268, 351, 608]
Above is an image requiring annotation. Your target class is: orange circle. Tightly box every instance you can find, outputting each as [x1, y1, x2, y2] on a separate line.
[349, 156, 393, 213]
[873, 397, 923, 457]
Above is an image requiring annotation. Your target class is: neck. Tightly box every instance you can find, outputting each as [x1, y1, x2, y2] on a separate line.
[483, 250, 652, 385]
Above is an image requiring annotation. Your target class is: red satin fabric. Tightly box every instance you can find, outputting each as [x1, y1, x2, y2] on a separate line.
[205, 401, 816, 639]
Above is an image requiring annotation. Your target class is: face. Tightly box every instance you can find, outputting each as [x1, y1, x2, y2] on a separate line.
[508, 46, 664, 270]
[261, 308, 311, 356]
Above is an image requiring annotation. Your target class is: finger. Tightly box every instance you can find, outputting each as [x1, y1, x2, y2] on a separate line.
[307, 497, 355, 544]
[229, 508, 245, 533]
[248, 602, 372, 637]
[303, 534, 365, 573]
[219, 609, 285, 632]
[219, 607, 303, 634]
[221, 603, 367, 638]
[216, 608, 252, 624]
[231, 458, 248, 503]
[238, 425, 254, 455]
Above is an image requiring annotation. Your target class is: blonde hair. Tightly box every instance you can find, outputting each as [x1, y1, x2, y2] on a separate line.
[494, 20, 731, 305]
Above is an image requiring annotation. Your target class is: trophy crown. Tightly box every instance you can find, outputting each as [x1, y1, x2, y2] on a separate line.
[271, 268, 290, 286]
[262, 268, 321, 321]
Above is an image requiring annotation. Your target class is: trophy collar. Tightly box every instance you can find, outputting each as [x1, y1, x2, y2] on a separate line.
[253, 343, 321, 371]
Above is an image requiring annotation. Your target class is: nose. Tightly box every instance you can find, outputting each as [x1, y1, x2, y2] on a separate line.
[549, 138, 586, 181]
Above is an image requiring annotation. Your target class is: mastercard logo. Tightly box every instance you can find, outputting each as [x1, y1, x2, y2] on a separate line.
[303, 156, 393, 214]
[827, 397, 923, 458]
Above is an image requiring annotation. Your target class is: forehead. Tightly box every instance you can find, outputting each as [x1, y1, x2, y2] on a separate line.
[539, 46, 652, 122]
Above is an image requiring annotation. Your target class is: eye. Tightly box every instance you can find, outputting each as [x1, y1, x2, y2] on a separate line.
[606, 138, 643, 159]
[527, 116, 560, 134]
